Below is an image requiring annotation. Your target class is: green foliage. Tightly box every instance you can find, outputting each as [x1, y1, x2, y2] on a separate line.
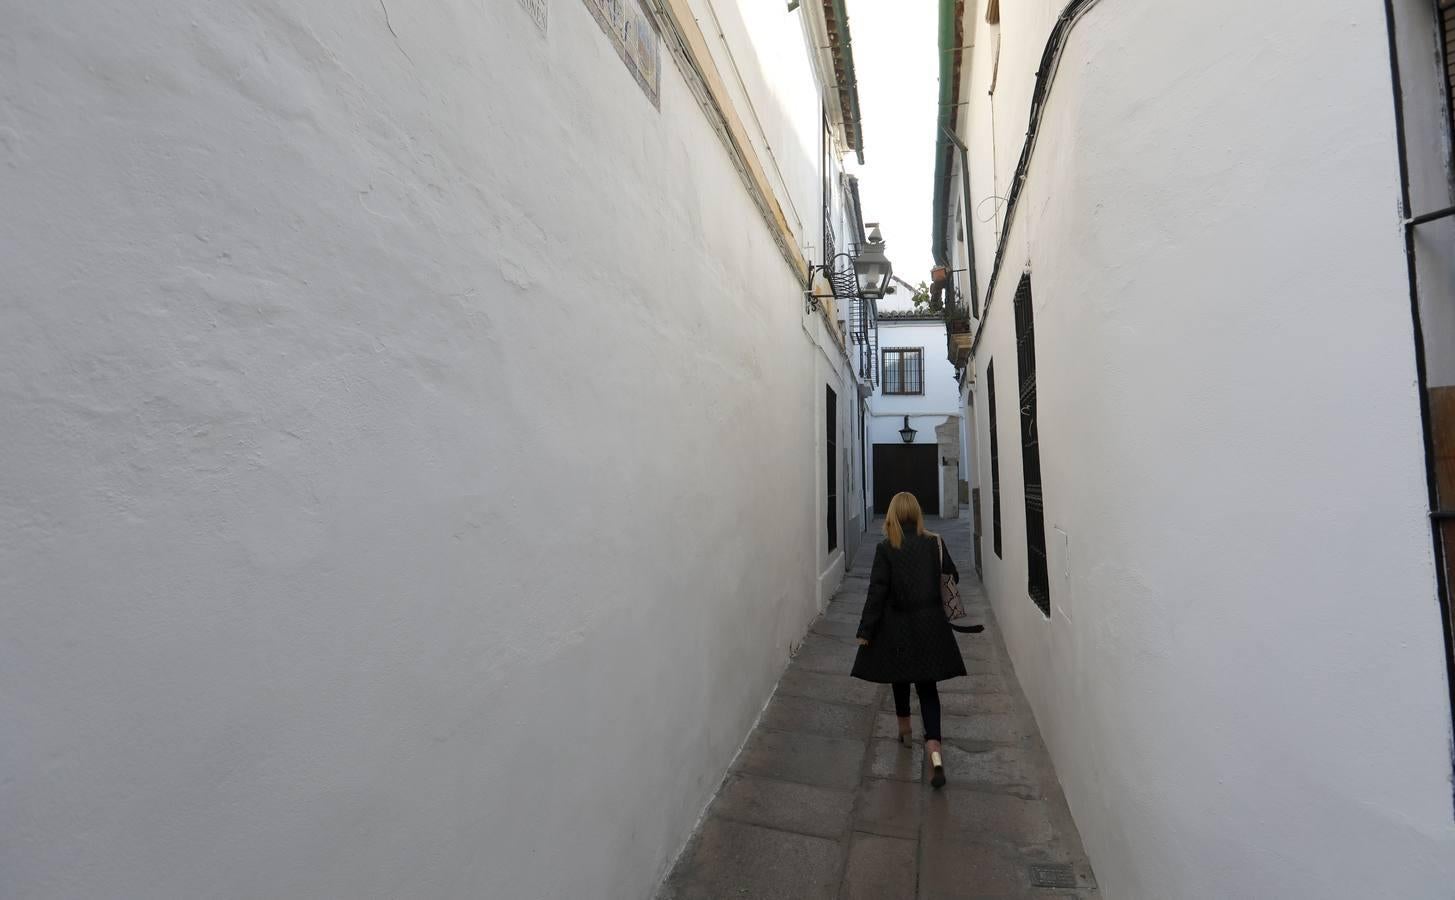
[909, 281, 941, 314]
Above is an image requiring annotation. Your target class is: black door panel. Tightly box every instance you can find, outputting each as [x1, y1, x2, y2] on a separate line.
[872, 444, 939, 516]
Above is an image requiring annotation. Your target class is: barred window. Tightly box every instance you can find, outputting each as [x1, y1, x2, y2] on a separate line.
[1014, 275, 1050, 615]
[1442, 0, 1455, 138]
[826, 385, 838, 553]
[987, 360, 1002, 559]
[882, 348, 924, 395]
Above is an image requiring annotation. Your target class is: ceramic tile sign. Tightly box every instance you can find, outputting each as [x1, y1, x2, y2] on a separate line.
[518, 0, 548, 33]
[582, 0, 661, 106]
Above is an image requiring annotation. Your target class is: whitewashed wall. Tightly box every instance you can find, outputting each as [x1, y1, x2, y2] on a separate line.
[684, 0, 870, 589]
[0, 2, 849, 898]
[962, 0, 1455, 896]
[687, 0, 823, 258]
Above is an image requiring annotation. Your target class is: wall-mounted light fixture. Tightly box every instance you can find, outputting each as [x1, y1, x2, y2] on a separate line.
[804, 224, 894, 314]
[854, 224, 892, 300]
[899, 415, 917, 444]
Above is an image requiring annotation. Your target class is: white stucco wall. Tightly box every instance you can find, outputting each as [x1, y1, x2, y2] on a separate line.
[0, 2, 852, 898]
[686, 0, 821, 256]
[683, 0, 871, 584]
[962, 0, 1455, 896]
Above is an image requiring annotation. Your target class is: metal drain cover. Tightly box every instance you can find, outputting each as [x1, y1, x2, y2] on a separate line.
[1028, 864, 1078, 888]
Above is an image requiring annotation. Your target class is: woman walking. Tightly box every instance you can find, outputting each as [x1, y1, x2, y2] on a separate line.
[852, 492, 967, 788]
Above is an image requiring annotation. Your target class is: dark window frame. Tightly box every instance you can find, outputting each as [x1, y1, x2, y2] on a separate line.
[1440, 0, 1455, 149]
[1414, 0, 1455, 739]
[987, 360, 1002, 559]
[826, 385, 838, 553]
[860, 400, 868, 518]
[881, 347, 926, 396]
[1014, 275, 1051, 615]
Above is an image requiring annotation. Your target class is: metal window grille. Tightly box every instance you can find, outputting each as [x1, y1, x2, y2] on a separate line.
[826, 385, 838, 553]
[882, 348, 925, 395]
[823, 207, 836, 272]
[848, 273, 879, 386]
[1014, 275, 1050, 614]
[987, 360, 1002, 559]
[1441, 0, 1455, 140]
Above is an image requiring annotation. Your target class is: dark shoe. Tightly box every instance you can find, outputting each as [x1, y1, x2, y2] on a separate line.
[928, 744, 946, 789]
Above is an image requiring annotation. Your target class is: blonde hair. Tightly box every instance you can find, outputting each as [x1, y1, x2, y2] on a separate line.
[883, 492, 926, 549]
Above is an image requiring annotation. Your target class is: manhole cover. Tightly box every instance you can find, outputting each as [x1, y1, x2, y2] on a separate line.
[1028, 864, 1078, 889]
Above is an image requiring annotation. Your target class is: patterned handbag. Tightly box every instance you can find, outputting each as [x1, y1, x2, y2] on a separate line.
[935, 535, 967, 621]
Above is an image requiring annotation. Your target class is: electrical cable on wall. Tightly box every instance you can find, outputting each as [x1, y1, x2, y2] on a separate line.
[976, 195, 1008, 223]
[968, 0, 1109, 355]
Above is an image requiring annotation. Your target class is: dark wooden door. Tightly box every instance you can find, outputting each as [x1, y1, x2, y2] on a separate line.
[873, 444, 939, 516]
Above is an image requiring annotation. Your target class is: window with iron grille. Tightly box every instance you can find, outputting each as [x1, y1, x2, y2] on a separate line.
[1014, 275, 1050, 614]
[882, 348, 925, 395]
[1441, 0, 1455, 140]
[987, 360, 1002, 559]
[826, 385, 838, 553]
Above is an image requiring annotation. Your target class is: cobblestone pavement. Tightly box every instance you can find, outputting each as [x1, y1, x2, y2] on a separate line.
[658, 515, 1098, 899]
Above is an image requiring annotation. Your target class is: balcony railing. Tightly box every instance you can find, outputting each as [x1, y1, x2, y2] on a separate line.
[943, 280, 973, 367]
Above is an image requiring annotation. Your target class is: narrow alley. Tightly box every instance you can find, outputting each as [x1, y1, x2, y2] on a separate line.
[6, 0, 1455, 897]
[661, 515, 1097, 899]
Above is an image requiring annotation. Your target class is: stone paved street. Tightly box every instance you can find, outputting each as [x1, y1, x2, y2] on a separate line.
[659, 515, 1098, 899]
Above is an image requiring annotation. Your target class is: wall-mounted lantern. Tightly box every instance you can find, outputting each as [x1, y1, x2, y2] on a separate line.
[854, 224, 893, 300]
[899, 415, 917, 444]
[804, 224, 894, 314]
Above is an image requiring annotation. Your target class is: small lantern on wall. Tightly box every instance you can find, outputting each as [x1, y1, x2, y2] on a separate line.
[899, 415, 917, 444]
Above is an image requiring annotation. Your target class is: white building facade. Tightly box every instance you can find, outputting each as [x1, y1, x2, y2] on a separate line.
[0, 1, 878, 898]
[932, 0, 1455, 897]
[865, 304, 963, 522]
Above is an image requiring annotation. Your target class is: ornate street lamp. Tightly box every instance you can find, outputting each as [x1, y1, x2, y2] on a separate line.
[853, 224, 892, 300]
[899, 415, 917, 444]
[804, 224, 894, 314]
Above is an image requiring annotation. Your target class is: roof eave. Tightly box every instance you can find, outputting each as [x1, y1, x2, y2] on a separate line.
[930, 0, 964, 267]
[823, 0, 866, 164]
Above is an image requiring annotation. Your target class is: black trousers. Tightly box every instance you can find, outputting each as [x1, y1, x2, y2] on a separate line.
[891, 681, 942, 741]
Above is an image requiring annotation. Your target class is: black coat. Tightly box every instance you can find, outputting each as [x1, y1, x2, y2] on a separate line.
[850, 532, 968, 685]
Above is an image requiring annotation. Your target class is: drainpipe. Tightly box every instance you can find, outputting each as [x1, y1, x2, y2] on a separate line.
[945, 127, 981, 317]
[930, 0, 959, 270]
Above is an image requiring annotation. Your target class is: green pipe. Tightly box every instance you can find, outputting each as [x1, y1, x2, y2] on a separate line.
[930, 0, 957, 267]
